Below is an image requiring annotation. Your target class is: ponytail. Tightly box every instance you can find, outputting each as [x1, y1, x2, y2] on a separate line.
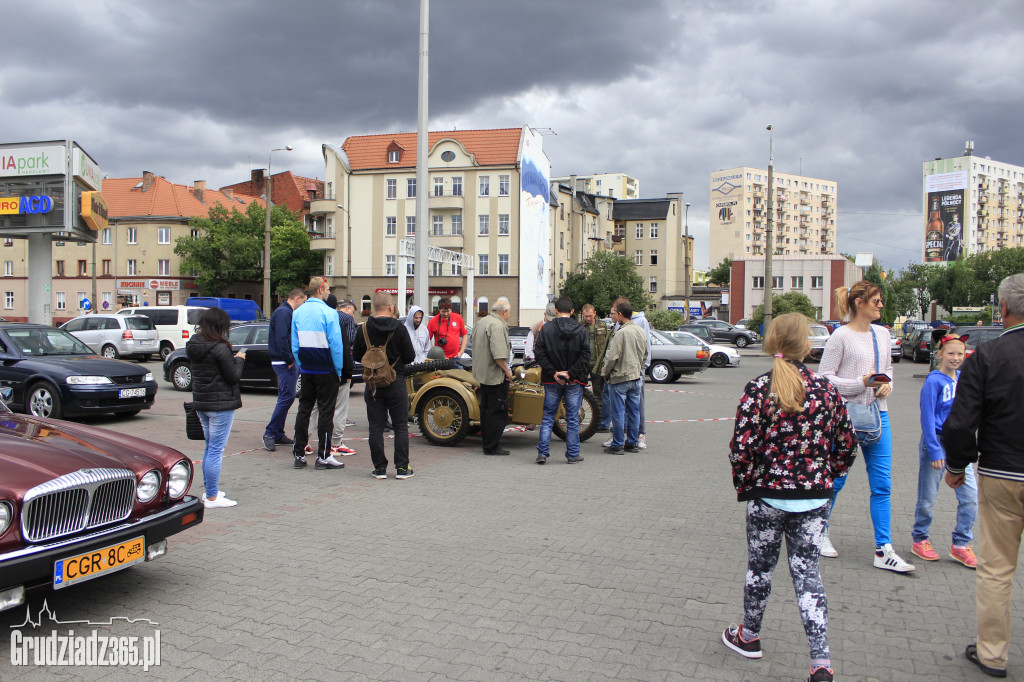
[834, 280, 881, 322]
[763, 313, 811, 414]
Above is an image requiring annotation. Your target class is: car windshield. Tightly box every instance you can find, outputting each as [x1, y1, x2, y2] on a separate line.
[809, 325, 828, 336]
[6, 328, 94, 356]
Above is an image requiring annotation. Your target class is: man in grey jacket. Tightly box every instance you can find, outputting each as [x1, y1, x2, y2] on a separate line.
[601, 300, 647, 455]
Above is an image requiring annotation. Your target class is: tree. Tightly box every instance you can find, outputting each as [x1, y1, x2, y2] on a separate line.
[898, 262, 936, 318]
[965, 247, 1024, 305]
[559, 251, 652, 317]
[175, 202, 322, 299]
[926, 255, 975, 314]
[645, 308, 685, 331]
[748, 291, 817, 331]
[707, 258, 732, 287]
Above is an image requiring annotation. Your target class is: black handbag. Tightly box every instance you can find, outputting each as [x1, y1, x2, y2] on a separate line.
[184, 402, 205, 441]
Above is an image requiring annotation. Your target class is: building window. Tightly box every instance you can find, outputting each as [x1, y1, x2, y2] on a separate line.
[791, 276, 804, 288]
[433, 178, 444, 196]
[386, 179, 397, 199]
[452, 177, 462, 196]
[498, 254, 509, 275]
[406, 261, 414, 275]
[451, 214, 463, 235]
[649, 223, 659, 239]
[56, 260, 65, 277]
[430, 262, 444, 276]
[432, 215, 444, 236]
[102, 228, 111, 245]
[158, 259, 170, 276]
[127, 259, 137, 276]
[450, 262, 462, 276]
[158, 227, 170, 244]
[386, 216, 397, 237]
[635, 224, 644, 239]
[388, 150, 400, 163]
[127, 227, 137, 244]
[479, 176, 489, 197]
[102, 259, 111, 276]
[4, 292, 12, 310]
[407, 178, 416, 198]
[406, 216, 416, 235]
[325, 255, 334, 276]
[753, 276, 765, 289]
[478, 254, 489, 275]
[499, 175, 510, 196]
[478, 215, 489, 236]
[650, 250, 658, 266]
[56, 292, 66, 310]
[101, 292, 112, 309]
[77, 291, 88, 309]
[2, 261, 10, 277]
[772, 276, 783, 289]
[190, 228, 199, 238]
[385, 255, 396, 276]
[78, 260, 87, 276]
[362, 295, 372, 315]
[649, 277, 657, 293]
[559, 232, 564, 249]
[559, 263, 564, 279]
[498, 214, 509, 236]
[634, 250, 643, 266]
[811, 276, 823, 288]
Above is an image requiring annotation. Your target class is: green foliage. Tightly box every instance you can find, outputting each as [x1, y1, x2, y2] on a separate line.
[559, 251, 653, 317]
[645, 308, 685, 331]
[748, 291, 817, 330]
[707, 258, 732, 287]
[175, 202, 322, 300]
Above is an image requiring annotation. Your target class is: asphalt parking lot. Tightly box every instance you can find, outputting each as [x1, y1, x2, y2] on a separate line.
[2, 350, 1020, 680]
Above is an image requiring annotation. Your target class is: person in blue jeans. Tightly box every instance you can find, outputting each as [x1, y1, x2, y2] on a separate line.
[600, 300, 647, 455]
[263, 288, 306, 451]
[911, 333, 978, 567]
[187, 308, 246, 509]
[535, 297, 590, 464]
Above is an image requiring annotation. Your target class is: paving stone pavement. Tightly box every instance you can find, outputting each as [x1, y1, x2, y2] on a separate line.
[2, 354, 1022, 680]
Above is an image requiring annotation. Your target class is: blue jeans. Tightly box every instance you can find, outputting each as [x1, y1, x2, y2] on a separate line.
[198, 410, 235, 499]
[265, 363, 298, 440]
[537, 383, 583, 459]
[609, 378, 642, 448]
[912, 437, 977, 546]
[830, 411, 892, 547]
[600, 381, 614, 429]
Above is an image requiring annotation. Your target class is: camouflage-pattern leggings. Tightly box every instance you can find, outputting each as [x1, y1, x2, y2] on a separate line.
[744, 498, 830, 660]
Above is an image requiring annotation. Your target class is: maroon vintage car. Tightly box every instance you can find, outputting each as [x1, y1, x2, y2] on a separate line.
[0, 393, 203, 612]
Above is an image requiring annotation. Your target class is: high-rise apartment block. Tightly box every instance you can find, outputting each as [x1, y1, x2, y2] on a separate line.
[922, 144, 1024, 262]
[708, 167, 837, 268]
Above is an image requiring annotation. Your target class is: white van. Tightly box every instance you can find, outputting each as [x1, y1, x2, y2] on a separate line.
[118, 305, 208, 359]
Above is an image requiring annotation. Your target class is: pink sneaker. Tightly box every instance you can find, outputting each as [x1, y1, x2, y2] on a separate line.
[950, 545, 977, 568]
[912, 539, 939, 561]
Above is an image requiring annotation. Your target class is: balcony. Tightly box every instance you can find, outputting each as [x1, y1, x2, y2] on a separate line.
[978, 209, 988, 217]
[429, 192, 464, 210]
[980, 195, 989, 204]
[309, 233, 336, 251]
[821, 196, 832, 207]
[309, 198, 338, 216]
[980, 182, 989, 191]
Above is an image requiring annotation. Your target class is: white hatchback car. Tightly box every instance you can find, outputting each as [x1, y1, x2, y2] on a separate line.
[663, 330, 741, 368]
[60, 314, 160, 360]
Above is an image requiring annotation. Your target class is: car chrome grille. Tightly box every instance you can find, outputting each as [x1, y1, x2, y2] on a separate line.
[22, 469, 137, 543]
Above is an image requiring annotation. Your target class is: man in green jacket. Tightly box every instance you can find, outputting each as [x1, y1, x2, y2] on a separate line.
[582, 303, 611, 430]
[471, 297, 515, 455]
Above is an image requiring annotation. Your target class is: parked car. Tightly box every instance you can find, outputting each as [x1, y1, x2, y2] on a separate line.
[929, 319, 954, 329]
[806, 324, 831, 362]
[0, 323, 157, 419]
[663, 330, 739, 368]
[117, 305, 209, 360]
[647, 329, 710, 383]
[60, 314, 159, 361]
[890, 335, 902, 363]
[822, 320, 842, 333]
[903, 322, 932, 339]
[901, 319, 926, 336]
[0, 388, 202, 612]
[676, 324, 713, 344]
[902, 328, 934, 363]
[694, 319, 760, 347]
[185, 297, 266, 322]
[952, 325, 1005, 358]
[508, 326, 530, 359]
[734, 318, 751, 330]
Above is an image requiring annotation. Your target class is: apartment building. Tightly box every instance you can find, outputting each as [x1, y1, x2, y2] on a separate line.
[709, 166, 838, 267]
[922, 144, 1024, 261]
[728, 255, 862, 323]
[551, 172, 640, 199]
[610, 195, 689, 301]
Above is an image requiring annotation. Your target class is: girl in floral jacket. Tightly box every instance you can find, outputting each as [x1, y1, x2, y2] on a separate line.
[723, 313, 857, 682]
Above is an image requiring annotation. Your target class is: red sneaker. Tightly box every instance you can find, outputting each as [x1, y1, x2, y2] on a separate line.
[912, 539, 939, 561]
[950, 545, 977, 568]
[331, 444, 357, 456]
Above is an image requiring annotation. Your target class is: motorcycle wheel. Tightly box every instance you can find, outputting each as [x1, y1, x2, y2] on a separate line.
[552, 388, 599, 442]
[417, 387, 470, 446]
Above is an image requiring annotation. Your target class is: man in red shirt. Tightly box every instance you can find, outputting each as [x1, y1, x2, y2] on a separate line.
[427, 297, 468, 360]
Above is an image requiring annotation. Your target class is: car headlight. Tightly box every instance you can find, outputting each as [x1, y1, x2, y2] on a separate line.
[66, 376, 113, 385]
[0, 502, 11, 536]
[167, 460, 191, 499]
[144, 372, 154, 382]
[137, 470, 161, 503]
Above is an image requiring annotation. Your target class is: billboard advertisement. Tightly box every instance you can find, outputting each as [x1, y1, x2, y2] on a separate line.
[711, 172, 741, 228]
[518, 127, 551, 314]
[924, 171, 967, 262]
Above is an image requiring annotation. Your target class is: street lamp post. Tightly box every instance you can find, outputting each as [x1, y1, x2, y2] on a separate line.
[263, 145, 293, 315]
[684, 202, 691, 323]
[337, 204, 351, 296]
[763, 125, 775, 332]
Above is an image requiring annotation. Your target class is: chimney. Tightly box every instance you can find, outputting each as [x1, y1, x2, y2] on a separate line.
[142, 171, 155, 191]
[193, 180, 206, 202]
[222, 188, 234, 200]
[252, 169, 265, 186]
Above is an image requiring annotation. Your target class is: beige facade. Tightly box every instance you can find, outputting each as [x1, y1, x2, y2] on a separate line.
[551, 172, 640, 199]
[709, 166, 838, 268]
[610, 194, 688, 300]
[729, 255, 862, 323]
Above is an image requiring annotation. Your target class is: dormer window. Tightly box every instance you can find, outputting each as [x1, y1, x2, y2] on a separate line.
[388, 150, 400, 163]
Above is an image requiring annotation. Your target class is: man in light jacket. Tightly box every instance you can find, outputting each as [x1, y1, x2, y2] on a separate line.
[601, 300, 647, 455]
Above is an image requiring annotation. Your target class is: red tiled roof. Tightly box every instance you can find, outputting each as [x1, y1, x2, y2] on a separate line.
[103, 176, 262, 219]
[342, 128, 522, 171]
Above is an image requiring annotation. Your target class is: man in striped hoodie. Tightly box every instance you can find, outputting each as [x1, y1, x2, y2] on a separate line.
[291, 276, 347, 470]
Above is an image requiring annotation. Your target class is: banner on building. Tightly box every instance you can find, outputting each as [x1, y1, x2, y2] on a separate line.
[924, 171, 967, 262]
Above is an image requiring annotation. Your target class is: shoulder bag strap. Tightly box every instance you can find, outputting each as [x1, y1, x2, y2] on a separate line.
[362, 323, 371, 347]
[869, 326, 880, 373]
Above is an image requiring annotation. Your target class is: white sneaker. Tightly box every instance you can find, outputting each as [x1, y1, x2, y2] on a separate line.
[203, 493, 237, 509]
[315, 454, 345, 470]
[638, 434, 647, 449]
[874, 543, 915, 573]
[819, 530, 838, 558]
[603, 438, 613, 447]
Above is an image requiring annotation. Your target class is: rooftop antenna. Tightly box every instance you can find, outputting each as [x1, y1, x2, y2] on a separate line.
[964, 140, 974, 156]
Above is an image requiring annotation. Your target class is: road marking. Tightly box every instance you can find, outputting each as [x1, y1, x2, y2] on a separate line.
[646, 388, 738, 399]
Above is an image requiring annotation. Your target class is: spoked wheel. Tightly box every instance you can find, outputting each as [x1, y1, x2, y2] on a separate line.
[552, 388, 599, 442]
[417, 388, 470, 446]
[171, 361, 193, 391]
[27, 382, 63, 419]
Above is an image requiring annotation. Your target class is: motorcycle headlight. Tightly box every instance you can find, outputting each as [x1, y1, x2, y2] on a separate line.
[137, 470, 161, 503]
[144, 372, 154, 382]
[0, 502, 12, 536]
[66, 376, 113, 385]
[167, 460, 191, 499]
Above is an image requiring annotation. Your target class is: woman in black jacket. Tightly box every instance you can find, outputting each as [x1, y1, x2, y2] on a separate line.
[187, 308, 246, 509]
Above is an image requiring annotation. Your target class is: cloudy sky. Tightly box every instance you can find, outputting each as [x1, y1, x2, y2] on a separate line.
[3, 0, 1021, 271]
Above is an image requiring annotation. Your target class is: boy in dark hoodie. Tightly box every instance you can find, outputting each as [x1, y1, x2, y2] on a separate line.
[534, 297, 591, 464]
[351, 291, 416, 479]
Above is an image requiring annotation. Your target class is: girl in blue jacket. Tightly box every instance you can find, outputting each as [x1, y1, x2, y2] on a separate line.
[911, 334, 978, 567]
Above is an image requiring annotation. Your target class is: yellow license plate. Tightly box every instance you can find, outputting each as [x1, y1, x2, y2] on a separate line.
[53, 536, 145, 589]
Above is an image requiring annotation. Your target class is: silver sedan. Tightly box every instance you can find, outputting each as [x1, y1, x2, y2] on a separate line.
[663, 330, 741, 368]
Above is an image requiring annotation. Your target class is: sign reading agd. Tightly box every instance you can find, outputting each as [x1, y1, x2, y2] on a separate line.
[0, 145, 66, 178]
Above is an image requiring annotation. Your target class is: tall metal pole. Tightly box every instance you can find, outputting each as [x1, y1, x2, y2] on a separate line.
[763, 125, 775, 331]
[684, 202, 691, 322]
[263, 146, 292, 315]
[414, 0, 430, 312]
